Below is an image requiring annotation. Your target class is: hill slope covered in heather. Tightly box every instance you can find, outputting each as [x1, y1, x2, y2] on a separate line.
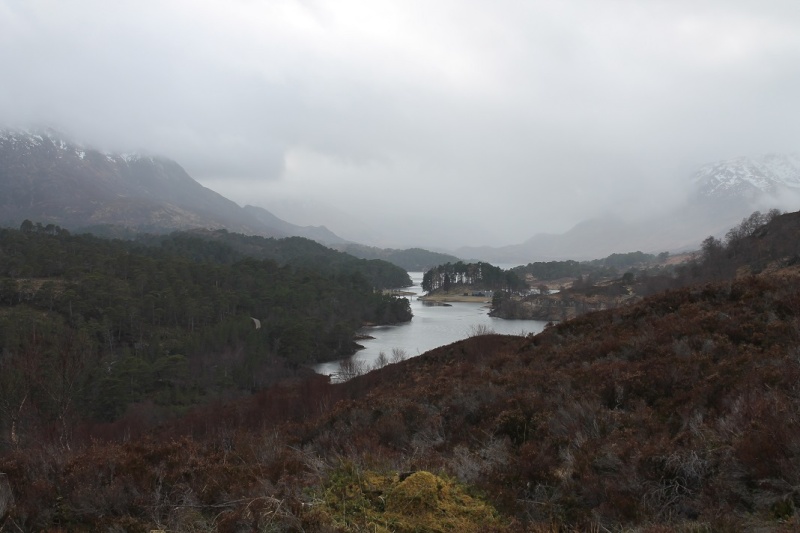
[3, 212, 800, 530]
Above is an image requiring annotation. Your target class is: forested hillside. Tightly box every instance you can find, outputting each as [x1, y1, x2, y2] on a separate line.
[493, 210, 789, 321]
[0, 224, 411, 445]
[4, 212, 800, 530]
[147, 229, 412, 289]
[337, 243, 462, 271]
[511, 250, 666, 283]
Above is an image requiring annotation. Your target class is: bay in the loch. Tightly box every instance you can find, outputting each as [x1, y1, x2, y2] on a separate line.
[314, 272, 548, 376]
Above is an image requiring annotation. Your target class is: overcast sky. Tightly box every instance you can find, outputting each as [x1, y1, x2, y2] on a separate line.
[2, 0, 800, 248]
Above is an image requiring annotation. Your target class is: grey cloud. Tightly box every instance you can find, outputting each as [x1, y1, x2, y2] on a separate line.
[2, 0, 800, 247]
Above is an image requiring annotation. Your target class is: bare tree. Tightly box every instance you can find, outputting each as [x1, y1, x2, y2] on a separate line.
[0, 352, 32, 448]
[336, 358, 368, 381]
[390, 348, 408, 363]
[372, 351, 389, 370]
[39, 328, 93, 450]
[469, 324, 495, 337]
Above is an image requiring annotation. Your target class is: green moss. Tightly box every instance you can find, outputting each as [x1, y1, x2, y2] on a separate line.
[314, 465, 505, 532]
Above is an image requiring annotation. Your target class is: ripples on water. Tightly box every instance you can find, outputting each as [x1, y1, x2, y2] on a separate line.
[314, 272, 548, 376]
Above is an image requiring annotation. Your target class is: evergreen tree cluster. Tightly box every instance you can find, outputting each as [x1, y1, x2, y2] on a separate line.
[0, 226, 412, 432]
[422, 261, 526, 293]
[143, 229, 412, 289]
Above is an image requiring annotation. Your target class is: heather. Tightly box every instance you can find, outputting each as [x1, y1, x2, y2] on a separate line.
[4, 212, 800, 530]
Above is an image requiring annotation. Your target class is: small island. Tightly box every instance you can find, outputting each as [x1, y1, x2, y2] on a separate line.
[418, 292, 491, 303]
[419, 261, 526, 303]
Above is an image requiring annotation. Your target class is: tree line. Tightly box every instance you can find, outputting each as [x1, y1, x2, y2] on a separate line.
[422, 261, 527, 293]
[511, 250, 668, 283]
[0, 225, 412, 447]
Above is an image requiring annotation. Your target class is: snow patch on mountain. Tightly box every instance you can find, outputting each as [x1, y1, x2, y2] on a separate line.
[0, 127, 156, 165]
[693, 153, 800, 200]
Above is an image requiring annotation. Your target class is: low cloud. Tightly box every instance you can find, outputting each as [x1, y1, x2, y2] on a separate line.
[2, 0, 799, 247]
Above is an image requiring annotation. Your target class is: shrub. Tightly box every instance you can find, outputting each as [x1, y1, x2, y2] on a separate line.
[314, 465, 506, 532]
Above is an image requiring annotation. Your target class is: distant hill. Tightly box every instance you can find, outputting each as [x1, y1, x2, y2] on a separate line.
[458, 153, 799, 264]
[154, 229, 412, 289]
[457, 205, 745, 264]
[492, 208, 794, 321]
[0, 128, 349, 245]
[335, 243, 462, 271]
[242, 204, 350, 246]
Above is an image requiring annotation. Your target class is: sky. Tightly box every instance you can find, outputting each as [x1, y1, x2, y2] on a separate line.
[2, 0, 800, 248]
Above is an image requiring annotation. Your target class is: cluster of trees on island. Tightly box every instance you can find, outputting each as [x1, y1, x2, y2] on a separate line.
[0, 224, 412, 445]
[421, 261, 527, 293]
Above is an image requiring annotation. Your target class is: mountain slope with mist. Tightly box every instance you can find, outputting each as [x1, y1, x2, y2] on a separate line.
[692, 153, 800, 200]
[0, 128, 470, 267]
[0, 129, 346, 244]
[458, 153, 799, 264]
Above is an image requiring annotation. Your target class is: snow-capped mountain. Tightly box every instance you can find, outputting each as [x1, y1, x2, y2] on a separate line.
[0, 128, 346, 244]
[458, 154, 800, 264]
[692, 153, 800, 201]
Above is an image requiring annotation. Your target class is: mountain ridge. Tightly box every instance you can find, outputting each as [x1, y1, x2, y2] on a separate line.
[0, 129, 463, 267]
[4, 128, 796, 267]
[692, 152, 800, 200]
[457, 153, 798, 264]
[0, 128, 349, 245]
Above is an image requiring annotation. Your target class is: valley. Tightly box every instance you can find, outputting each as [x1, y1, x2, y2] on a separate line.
[2, 128, 800, 530]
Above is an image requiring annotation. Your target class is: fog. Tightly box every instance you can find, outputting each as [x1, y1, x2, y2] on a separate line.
[2, 1, 800, 248]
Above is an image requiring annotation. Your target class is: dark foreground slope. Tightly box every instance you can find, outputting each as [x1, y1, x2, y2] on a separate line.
[3, 266, 800, 530]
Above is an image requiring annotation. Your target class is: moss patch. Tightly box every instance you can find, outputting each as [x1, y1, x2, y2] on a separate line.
[314, 465, 505, 532]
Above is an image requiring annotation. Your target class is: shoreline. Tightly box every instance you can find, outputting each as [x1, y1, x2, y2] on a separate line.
[383, 289, 416, 296]
[417, 294, 492, 304]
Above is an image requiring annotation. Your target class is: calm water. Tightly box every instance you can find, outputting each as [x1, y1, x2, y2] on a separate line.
[314, 272, 547, 376]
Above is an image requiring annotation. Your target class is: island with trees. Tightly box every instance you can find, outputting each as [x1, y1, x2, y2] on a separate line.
[420, 261, 527, 303]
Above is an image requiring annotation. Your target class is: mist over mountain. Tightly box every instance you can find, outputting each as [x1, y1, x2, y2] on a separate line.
[4, 127, 799, 268]
[457, 153, 800, 265]
[242, 204, 350, 246]
[0, 129, 346, 244]
[692, 153, 800, 201]
[0, 128, 469, 269]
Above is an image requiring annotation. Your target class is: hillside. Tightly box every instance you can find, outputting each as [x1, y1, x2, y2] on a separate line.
[458, 153, 798, 264]
[148, 229, 412, 289]
[243, 204, 349, 246]
[3, 264, 800, 529]
[0, 226, 412, 451]
[0, 129, 350, 246]
[491, 209, 794, 321]
[457, 203, 750, 264]
[337, 243, 462, 271]
[3, 212, 800, 530]
[692, 153, 800, 200]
